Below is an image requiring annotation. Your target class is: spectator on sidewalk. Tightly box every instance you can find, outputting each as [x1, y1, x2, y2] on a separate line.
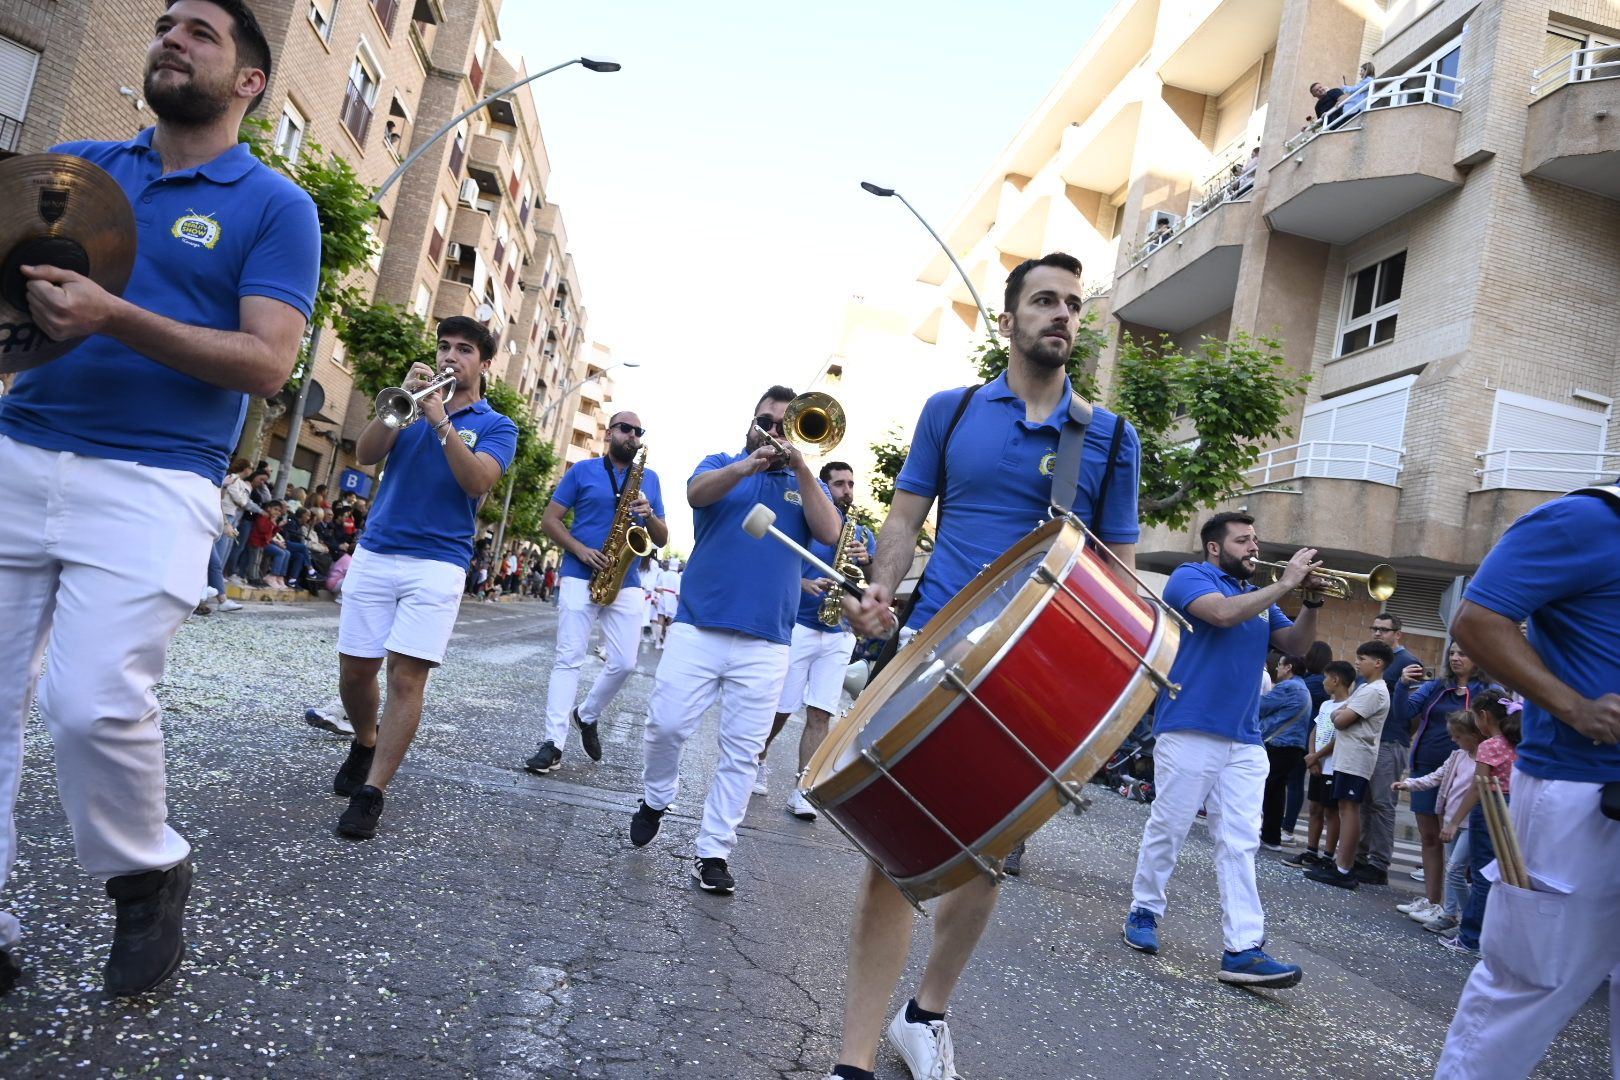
[227, 467, 272, 578]
[1357, 613, 1423, 884]
[1286, 641, 1334, 840]
[1286, 659, 1353, 870]
[1393, 711, 1480, 933]
[279, 507, 314, 592]
[1305, 641, 1391, 889]
[1259, 655, 1312, 850]
[1403, 641, 1490, 910]
[1442, 691, 1522, 959]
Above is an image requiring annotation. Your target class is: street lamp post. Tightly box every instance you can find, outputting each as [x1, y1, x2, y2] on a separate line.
[860, 181, 998, 344]
[489, 360, 640, 557]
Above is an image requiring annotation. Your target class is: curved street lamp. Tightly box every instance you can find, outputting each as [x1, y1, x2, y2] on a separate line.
[860, 180, 997, 344]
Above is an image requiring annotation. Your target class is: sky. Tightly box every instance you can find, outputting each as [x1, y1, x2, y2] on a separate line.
[500, 1, 1115, 552]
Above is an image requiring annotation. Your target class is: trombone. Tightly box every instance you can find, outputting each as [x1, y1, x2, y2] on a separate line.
[375, 369, 457, 430]
[1253, 559, 1397, 602]
[757, 391, 845, 458]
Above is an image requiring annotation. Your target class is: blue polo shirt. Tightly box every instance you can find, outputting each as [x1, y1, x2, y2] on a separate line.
[1154, 561, 1294, 744]
[1463, 491, 1620, 784]
[896, 373, 1140, 630]
[549, 455, 665, 589]
[677, 451, 820, 645]
[0, 128, 321, 482]
[361, 399, 518, 569]
[794, 520, 877, 633]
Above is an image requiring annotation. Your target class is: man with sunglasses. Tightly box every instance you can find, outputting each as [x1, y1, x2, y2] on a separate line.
[526, 411, 667, 773]
[630, 386, 840, 895]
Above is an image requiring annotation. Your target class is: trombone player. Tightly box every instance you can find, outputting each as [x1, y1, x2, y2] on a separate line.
[629, 385, 840, 895]
[524, 410, 667, 774]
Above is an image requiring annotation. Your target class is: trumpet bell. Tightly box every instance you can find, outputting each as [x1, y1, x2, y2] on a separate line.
[1364, 564, 1397, 603]
[783, 392, 845, 454]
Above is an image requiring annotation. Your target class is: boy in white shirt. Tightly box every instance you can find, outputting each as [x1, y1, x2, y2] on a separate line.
[1306, 641, 1392, 889]
[1286, 659, 1354, 870]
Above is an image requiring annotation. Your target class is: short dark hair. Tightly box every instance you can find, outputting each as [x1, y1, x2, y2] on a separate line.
[1355, 640, 1394, 666]
[1372, 612, 1403, 631]
[755, 385, 794, 413]
[1004, 252, 1082, 312]
[167, 0, 272, 114]
[1323, 660, 1356, 687]
[315, 484, 327, 492]
[229, 456, 250, 473]
[1277, 654, 1305, 679]
[438, 315, 497, 361]
[819, 461, 853, 483]
[1304, 640, 1332, 675]
[1199, 511, 1254, 552]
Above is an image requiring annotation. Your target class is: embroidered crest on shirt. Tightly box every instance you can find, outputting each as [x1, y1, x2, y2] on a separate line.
[784, 490, 802, 505]
[1038, 451, 1057, 476]
[171, 211, 222, 249]
[459, 429, 479, 449]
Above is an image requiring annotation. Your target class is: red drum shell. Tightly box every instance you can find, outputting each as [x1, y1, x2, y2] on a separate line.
[804, 518, 1178, 900]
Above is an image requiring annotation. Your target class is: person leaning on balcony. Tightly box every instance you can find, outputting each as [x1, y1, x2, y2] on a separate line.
[1307, 81, 1346, 131]
[1338, 62, 1377, 119]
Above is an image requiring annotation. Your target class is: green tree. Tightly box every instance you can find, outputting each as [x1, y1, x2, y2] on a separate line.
[479, 378, 558, 543]
[338, 300, 436, 405]
[970, 309, 1105, 400]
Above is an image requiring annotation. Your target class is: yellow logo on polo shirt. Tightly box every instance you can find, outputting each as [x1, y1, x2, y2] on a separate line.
[171, 210, 222, 249]
[1038, 451, 1057, 476]
[784, 490, 802, 505]
[460, 429, 479, 449]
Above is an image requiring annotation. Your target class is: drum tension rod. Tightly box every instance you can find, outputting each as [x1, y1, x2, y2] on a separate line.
[860, 748, 1003, 885]
[812, 796, 929, 915]
[1033, 565, 1181, 698]
[945, 667, 1093, 817]
[1062, 513, 1193, 634]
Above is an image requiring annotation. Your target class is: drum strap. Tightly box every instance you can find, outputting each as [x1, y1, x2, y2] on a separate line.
[1085, 411, 1127, 549]
[1049, 392, 1094, 517]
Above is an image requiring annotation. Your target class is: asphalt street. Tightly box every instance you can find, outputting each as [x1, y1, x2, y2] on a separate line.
[0, 599, 1608, 1079]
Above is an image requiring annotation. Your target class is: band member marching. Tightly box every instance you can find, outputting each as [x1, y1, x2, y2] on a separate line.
[327, 316, 517, 839]
[524, 411, 667, 773]
[651, 557, 681, 649]
[0, 0, 320, 995]
[757, 460, 874, 818]
[830, 254, 1141, 1080]
[629, 386, 840, 895]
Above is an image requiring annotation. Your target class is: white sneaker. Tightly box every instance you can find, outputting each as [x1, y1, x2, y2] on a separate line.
[1395, 897, 1427, 914]
[1407, 900, 1443, 923]
[305, 706, 355, 737]
[1410, 867, 1426, 882]
[787, 790, 817, 821]
[217, 599, 245, 612]
[887, 1009, 960, 1080]
[751, 777, 768, 797]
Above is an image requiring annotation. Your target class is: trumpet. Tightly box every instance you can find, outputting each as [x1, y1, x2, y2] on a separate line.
[756, 391, 845, 460]
[375, 369, 457, 430]
[1253, 559, 1397, 602]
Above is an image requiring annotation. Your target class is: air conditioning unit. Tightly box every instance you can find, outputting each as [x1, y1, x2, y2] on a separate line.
[446, 242, 463, 261]
[458, 178, 480, 207]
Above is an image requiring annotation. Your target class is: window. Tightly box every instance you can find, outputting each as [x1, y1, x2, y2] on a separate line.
[429, 195, 450, 263]
[340, 50, 381, 144]
[1539, 24, 1620, 94]
[1297, 375, 1415, 484]
[470, 27, 489, 93]
[1336, 250, 1404, 357]
[0, 35, 40, 151]
[371, 0, 399, 35]
[362, 221, 382, 272]
[308, 0, 338, 41]
[1392, 34, 1462, 107]
[448, 120, 467, 177]
[273, 102, 306, 160]
[414, 282, 433, 317]
[330, 337, 349, 371]
[1481, 391, 1610, 490]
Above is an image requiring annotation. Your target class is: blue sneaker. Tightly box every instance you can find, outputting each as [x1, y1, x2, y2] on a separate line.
[1123, 907, 1159, 953]
[1217, 946, 1302, 988]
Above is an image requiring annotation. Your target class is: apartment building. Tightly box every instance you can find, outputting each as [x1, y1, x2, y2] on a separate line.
[2, 0, 599, 497]
[901, 0, 1620, 665]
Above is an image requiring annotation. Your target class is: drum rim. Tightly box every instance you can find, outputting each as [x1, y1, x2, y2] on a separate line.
[804, 517, 1082, 803]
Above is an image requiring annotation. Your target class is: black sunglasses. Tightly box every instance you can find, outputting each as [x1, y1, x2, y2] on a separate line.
[611, 422, 645, 437]
[754, 415, 784, 434]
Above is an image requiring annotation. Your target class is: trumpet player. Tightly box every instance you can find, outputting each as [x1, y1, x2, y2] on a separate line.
[324, 316, 517, 840]
[758, 461, 874, 819]
[524, 410, 667, 774]
[630, 386, 840, 895]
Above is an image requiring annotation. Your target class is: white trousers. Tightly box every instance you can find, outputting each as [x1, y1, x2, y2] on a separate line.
[1435, 770, 1620, 1079]
[543, 576, 646, 748]
[641, 623, 789, 860]
[776, 623, 854, 715]
[1131, 729, 1269, 952]
[0, 437, 211, 948]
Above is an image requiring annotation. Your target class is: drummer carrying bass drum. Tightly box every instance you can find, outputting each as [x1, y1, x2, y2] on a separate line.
[828, 253, 1141, 1080]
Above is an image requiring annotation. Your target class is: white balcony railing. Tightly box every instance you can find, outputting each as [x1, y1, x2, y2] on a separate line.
[1284, 71, 1465, 155]
[1475, 448, 1620, 491]
[1245, 441, 1406, 487]
[1531, 44, 1620, 97]
[1123, 152, 1259, 268]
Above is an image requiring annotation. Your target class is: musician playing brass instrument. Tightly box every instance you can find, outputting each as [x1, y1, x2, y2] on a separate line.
[758, 460, 874, 820]
[525, 410, 667, 774]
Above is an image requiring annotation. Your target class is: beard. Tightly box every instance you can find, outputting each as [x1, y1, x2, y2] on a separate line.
[1217, 550, 1255, 580]
[1012, 319, 1070, 371]
[835, 492, 854, 513]
[144, 61, 234, 126]
[607, 439, 635, 464]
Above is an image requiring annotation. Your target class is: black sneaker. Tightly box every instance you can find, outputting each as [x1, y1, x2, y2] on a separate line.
[629, 800, 665, 847]
[1003, 840, 1026, 877]
[104, 858, 192, 996]
[1353, 862, 1389, 886]
[1283, 849, 1324, 869]
[692, 857, 736, 894]
[525, 741, 562, 775]
[574, 709, 603, 762]
[0, 948, 18, 995]
[1305, 864, 1359, 889]
[334, 740, 375, 797]
[337, 785, 385, 839]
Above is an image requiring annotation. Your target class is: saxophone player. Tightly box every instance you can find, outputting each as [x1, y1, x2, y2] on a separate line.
[758, 461, 874, 819]
[525, 410, 668, 774]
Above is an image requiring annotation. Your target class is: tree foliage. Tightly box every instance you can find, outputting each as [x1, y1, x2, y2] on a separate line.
[338, 300, 436, 408]
[971, 309, 1105, 401]
[479, 378, 558, 543]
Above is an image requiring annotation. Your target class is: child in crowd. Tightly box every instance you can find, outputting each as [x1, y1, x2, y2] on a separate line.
[1394, 712, 1481, 934]
[1285, 659, 1356, 871]
[1442, 689, 1522, 956]
[1306, 641, 1392, 890]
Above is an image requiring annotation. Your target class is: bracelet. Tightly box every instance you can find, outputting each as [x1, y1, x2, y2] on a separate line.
[435, 418, 453, 446]
[1301, 597, 1325, 609]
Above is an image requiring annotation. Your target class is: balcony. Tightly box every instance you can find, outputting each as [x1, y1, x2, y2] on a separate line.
[450, 205, 491, 250]
[1475, 447, 1620, 492]
[1112, 193, 1254, 332]
[0, 113, 21, 152]
[432, 280, 473, 321]
[1523, 47, 1620, 201]
[465, 134, 509, 197]
[1266, 74, 1464, 244]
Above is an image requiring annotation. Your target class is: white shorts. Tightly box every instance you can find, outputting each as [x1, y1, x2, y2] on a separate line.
[777, 622, 855, 714]
[657, 591, 679, 619]
[336, 546, 465, 664]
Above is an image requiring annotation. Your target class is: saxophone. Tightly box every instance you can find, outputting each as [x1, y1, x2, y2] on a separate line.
[588, 447, 654, 605]
[818, 513, 863, 627]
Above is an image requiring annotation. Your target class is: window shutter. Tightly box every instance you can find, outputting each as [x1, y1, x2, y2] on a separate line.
[1487, 392, 1607, 490]
[1299, 378, 1411, 483]
[0, 37, 40, 121]
[1385, 572, 1448, 635]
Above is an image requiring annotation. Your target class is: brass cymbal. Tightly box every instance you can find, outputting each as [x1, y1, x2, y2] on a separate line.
[0, 153, 136, 374]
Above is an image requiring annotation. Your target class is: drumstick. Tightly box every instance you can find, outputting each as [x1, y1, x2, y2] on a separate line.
[1473, 775, 1507, 886]
[1489, 776, 1529, 889]
[742, 504, 868, 602]
[1476, 775, 1524, 889]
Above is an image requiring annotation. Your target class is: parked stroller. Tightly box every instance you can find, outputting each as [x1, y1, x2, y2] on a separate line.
[1095, 712, 1155, 803]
